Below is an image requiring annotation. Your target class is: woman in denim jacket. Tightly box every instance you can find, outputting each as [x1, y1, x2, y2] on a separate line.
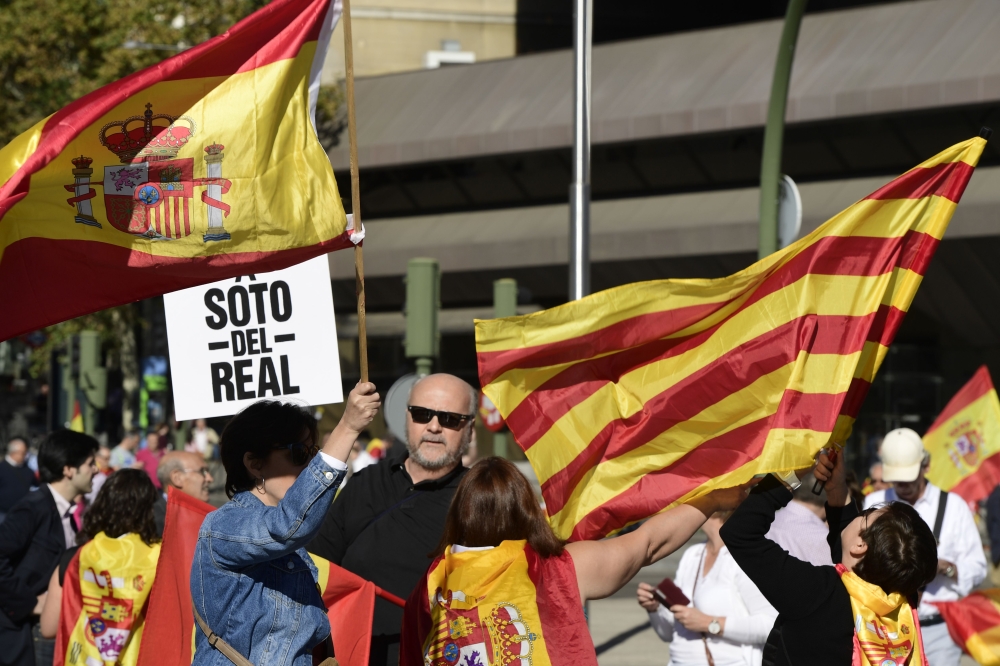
[191, 383, 379, 666]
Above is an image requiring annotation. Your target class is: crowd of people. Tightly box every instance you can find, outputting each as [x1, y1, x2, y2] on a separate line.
[0, 376, 998, 666]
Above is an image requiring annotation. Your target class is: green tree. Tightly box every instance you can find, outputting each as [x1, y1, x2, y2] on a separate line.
[0, 0, 344, 149]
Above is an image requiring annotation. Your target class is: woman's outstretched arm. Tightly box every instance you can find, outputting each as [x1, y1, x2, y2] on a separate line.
[566, 484, 749, 601]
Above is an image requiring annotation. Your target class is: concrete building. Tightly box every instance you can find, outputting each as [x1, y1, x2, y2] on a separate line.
[327, 0, 1000, 459]
[321, 0, 515, 80]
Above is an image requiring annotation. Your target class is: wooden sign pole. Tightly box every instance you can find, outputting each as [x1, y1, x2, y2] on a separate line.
[342, 0, 368, 383]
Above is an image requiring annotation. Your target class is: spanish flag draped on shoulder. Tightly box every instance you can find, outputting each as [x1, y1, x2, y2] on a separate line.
[925, 366, 1000, 511]
[476, 137, 986, 541]
[0, 0, 350, 341]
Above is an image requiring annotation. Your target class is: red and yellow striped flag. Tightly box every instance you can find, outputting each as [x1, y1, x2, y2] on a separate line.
[925, 366, 1000, 511]
[476, 137, 986, 541]
[0, 0, 351, 341]
[934, 589, 1000, 666]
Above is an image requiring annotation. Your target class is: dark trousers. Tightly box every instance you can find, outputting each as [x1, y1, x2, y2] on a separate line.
[0, 614, 34, 666]
[369, 634, 400, 666]
[33, 624, 53, 666]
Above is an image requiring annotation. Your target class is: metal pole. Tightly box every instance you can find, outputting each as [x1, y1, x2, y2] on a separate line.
[569, 0, 592, 300]
[492, 279, 518, 459]
[758, 0, 807, 260]
[343, 0, 369, 382]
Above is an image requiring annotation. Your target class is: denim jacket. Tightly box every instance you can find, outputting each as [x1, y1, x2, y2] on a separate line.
[191, 454, 346, 666]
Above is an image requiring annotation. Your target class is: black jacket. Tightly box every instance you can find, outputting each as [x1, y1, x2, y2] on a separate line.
[0, 487, 66, 625]
[308, 451, 466, 638]
[721, 475, 858, 666]
[0, 461, 36, 513]
[987, 485, 1000, 566]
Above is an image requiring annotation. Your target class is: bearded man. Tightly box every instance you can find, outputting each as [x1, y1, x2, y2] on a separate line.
[309, 373, 476, 666]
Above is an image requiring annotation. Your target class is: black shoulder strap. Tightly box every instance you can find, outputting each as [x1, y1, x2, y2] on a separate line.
[933, 490, 948, 542]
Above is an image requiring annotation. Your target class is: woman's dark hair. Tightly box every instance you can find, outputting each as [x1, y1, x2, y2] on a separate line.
[79, 469, 160, 546]
[38, 430, 98, 484]
[435, 457, 565, 558]
[220, 400, 318, 498]
[853, 501, 937, 603]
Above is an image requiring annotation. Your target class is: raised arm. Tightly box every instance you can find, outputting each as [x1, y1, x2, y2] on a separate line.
[566, 484, 748, 601]
[207, 384, 379, 569]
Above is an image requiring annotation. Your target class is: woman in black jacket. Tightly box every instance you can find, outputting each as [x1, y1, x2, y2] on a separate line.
[721, 452, 938, 666]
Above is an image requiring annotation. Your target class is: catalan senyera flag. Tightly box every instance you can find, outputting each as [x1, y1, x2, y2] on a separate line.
[476, 137, 986, 541]
[0, 0, 350, 341]
[934, 589, 1000, 666]
[925, 366, 1000, 511]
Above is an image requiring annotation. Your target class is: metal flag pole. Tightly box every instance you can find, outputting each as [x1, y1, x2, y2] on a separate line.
[758, 0, 808, 260]
[569, 0, 593, 301]
[343, 0, 369, 382]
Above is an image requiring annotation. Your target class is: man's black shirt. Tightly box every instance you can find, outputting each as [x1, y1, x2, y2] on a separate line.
[308, 449, 467, 639]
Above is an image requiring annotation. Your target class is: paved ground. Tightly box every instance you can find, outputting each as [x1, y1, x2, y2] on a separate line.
[587, 537, 978, 666]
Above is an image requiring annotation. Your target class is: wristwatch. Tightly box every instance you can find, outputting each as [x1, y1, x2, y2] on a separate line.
[708, 618, 721, 635]
[945, 564, 956, 579]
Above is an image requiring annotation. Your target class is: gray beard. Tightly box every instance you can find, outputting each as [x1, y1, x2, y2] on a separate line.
[407, 436, 469, 470]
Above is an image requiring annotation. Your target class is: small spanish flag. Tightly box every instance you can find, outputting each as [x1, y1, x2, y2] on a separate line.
[925, 366, 1000, 510]
[476, 137, 985, 541]
[934, 589, 1000, 666]
[0, 0, 351, 341]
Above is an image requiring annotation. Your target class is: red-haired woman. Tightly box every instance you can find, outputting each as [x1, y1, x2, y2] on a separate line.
[401, 456, 749, 666]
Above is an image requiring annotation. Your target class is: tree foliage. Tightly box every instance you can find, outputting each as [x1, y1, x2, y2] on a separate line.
[0, 0, 343, 149]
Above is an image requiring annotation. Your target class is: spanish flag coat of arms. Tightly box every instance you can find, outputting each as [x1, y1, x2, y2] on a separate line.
[0, 0, 351, 341]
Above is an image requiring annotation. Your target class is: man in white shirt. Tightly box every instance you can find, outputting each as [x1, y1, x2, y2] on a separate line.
[864, 428, 987, 666]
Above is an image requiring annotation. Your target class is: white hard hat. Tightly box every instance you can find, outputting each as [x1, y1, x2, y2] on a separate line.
[879, 428, 926, 483]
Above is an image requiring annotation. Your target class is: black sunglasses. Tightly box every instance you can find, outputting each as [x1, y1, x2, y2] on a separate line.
[273, 437, 318, 465]
[407, 406, 474, 430]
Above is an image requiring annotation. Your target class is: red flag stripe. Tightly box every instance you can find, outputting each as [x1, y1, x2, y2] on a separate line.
[865, 161, 975, 203]
[937, 592, 1000, 637]
[479, 230, 938, 385]
[926, 366, 996, 433]
[0, 0, 330, 221]
[512, 299, 904, 454]
[565, 390, 844, 541]
[0, 233, 354, 341]
[950, 452, 1000, 509]
[537, 312, 871, 515]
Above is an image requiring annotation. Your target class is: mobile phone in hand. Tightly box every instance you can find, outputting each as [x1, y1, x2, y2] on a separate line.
[653, 578, 690, 608]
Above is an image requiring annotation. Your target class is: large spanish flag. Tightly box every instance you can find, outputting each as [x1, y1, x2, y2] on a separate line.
[0, 0, 351, 341]
[934, 589, 1000, 666]
[925, 366, 1000, 510]
[476, 137, 985, 541]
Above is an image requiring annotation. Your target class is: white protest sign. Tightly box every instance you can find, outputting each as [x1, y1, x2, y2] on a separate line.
[164, 255, 343, 420]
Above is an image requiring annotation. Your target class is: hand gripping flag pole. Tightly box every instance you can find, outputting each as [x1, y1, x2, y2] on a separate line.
[343, 0, 369, 382]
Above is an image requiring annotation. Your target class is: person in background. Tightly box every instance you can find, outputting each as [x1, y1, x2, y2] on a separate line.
[864, 428, 987, 666]
[189, 418, 219, 461]
[862, 461, 891, 496]
[721, 451, 938, 666]
[400, 457, 749, 666]
[42, 469, 161, 666]
[191, 384, 378, 666]
[638, 511, 777, 666]
[152, 451, 215, 534]
[765, 472, 833, 567]
[987, 485, 1000, 586]
[83, 446, 111, 507]
[0, 430, 98, 666]
[310, 374, 476, 666]
[0, 437, 36, 524]
[109, 430, 141, 471]
[136, 430, 165, 489]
